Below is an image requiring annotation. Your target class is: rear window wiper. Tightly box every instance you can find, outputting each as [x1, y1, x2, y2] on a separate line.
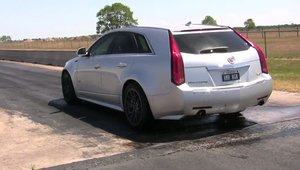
[199, 46, 228, 54]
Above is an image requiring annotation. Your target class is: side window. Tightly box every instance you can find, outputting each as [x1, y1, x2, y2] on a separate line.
[135, 34, 152, 53]
[89, 33, 116, 56]
[111, 32, 138, 54]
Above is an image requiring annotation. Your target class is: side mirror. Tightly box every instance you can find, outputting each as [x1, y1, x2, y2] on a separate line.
[77, 47, 87, 56]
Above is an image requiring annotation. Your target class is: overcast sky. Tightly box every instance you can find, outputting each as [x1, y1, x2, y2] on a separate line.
[1, 0, 299, 40]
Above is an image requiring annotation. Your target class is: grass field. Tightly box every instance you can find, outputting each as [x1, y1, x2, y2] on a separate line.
[245, 32, 300, 92]
[267, 59, 300, 92]
[0, 31, 299, 92]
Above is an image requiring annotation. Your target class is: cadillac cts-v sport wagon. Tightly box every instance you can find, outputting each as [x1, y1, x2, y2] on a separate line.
[62, 25, 272, 129]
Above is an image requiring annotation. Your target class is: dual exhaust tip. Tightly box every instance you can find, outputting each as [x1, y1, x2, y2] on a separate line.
[194, 99, 265, 117]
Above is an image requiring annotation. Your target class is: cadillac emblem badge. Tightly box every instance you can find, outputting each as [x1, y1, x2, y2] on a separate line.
[227, 56, 236, 64]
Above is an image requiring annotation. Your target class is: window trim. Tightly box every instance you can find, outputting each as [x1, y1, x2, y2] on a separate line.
[174, 30, 250, 54]
[134, 32, 155, 55]
[87, 31, 155, 56]
[133, 33, 152, 54]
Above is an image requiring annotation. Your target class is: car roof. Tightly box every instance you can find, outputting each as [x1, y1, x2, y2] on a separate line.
[168, 24, 228, 32]
[102, 24, 230, 36]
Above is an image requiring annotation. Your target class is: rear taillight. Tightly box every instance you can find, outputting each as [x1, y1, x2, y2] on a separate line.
[235, 31, 269, 74]
[169, 30, 185, 85]
[253, 43, 268, 74]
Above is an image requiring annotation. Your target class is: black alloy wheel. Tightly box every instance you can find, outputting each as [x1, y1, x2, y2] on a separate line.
[61, 71, 77, 104]
[123, 83, 153, 130]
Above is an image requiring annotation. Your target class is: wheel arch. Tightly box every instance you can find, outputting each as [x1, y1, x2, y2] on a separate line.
[121, 79, 153, 116]
[122, 79, 144, 101]
[62, 69, 69, 75]
[61, 69, 70, 81]
[62, 69, 78, 95]
[61, 69, 78, 104]
[61, 69, 73, 84]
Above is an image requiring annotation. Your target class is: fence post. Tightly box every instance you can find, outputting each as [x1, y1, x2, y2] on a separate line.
[261, 27, 264, 38]
[278, 25, 281, 38]
[264, 31, 267, 58]
[297, 25, 299, 37]
[62, 39, 65, 49]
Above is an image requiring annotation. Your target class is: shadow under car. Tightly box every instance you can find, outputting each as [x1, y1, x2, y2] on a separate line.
[48, 98, 256, 143]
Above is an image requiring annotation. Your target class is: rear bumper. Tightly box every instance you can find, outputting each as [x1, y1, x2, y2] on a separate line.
[148, 74, 272, 119]
[181, 75, 272, 116]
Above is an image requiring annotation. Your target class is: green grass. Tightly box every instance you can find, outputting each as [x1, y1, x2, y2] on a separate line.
[267, 58, 300, 92]
[269, 53, 300, 59]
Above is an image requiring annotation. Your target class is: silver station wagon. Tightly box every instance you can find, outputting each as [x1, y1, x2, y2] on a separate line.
[62, 25, 272, 130]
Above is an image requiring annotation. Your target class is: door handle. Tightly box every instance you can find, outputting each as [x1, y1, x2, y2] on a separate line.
[117, 62, 127, 68]
[94, 65, 101, 69]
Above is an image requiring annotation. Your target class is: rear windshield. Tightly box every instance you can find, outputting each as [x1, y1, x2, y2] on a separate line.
[174, 31, 250, 54]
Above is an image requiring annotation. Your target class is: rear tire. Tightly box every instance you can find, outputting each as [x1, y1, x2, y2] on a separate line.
[61, 71, 78, 104]
[123, 83, 153, 130]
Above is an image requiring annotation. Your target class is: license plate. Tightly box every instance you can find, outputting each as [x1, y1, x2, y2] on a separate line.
[222, 71, 240, 82]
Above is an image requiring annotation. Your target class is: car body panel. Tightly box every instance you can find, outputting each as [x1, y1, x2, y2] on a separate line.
[75, 56, 102, 96]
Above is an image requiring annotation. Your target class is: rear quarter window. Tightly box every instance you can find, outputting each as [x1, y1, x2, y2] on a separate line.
[111, 32, 138, 54]
[174, 31, 250, 54]
[135, 33, 152, 53]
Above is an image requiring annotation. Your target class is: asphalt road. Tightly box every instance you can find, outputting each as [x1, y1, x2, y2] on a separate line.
[0, 60, 300, 170]
[0, 60, 258, 143]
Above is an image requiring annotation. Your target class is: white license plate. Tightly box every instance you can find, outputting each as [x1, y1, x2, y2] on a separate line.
[222, 71, 240, 82]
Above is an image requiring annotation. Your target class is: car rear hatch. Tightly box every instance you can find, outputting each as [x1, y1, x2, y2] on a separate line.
[173, 29, 263, 88]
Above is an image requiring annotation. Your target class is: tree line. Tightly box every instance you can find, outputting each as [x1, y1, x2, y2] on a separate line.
[1, 2, 285, 41]
[0, 35, 12, 42]
[95, 3, 257, 34]
[201, 16, 256, 29]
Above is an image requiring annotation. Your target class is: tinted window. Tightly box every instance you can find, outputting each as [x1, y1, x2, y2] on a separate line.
[174, 31, 250, 54]
[89, 33, 117, 56]
[135, 34, 151, 53]
[111, 32, 138, 54]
